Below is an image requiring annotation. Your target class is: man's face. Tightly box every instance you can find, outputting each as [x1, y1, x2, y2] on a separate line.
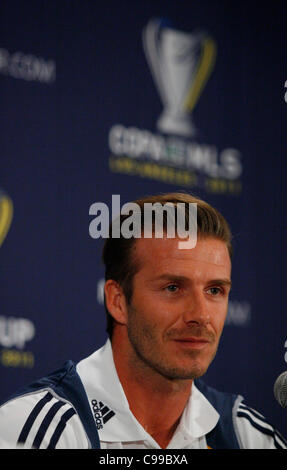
[124, 236, 232, 380]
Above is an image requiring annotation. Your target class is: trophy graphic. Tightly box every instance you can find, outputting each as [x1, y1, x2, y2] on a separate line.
[143, 18, 217, 138]
[0, 190, 13, 247]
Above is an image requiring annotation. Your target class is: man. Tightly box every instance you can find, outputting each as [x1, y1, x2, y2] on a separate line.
[0, 192, 286, 449]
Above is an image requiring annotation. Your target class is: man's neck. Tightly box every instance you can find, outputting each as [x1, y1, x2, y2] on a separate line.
[111, 333, 193, 449]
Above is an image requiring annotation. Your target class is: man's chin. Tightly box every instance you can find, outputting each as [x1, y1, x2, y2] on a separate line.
[155, 361, 209, 381]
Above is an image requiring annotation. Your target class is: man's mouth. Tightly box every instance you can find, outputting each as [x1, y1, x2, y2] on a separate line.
[173, 337, 211, 350]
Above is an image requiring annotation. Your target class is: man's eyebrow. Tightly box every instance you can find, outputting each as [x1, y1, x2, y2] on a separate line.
[150, 274, 232, 288]
[151, 274, 190, 282]
[209, 279, 232, 289]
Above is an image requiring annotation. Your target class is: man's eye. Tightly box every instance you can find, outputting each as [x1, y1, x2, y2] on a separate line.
[207, 287, 222, 296]
[165, 284, 179, 293]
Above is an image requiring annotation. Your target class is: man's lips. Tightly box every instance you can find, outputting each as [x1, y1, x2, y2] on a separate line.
[174, 337, 211, 342]
[173, 337, 211, 349]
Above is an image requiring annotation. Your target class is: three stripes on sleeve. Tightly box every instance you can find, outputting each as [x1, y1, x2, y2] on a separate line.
[17, 392, 77, 449]
[237, 402, 287, 449]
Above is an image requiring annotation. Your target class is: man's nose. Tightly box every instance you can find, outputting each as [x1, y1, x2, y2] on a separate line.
[182, 290, 210, 326]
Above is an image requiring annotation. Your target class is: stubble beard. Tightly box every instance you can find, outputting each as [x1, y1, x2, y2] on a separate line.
[126, 305, 218, 381]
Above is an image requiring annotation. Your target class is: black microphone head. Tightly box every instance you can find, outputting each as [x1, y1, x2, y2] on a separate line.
[274, 372, 287, 408]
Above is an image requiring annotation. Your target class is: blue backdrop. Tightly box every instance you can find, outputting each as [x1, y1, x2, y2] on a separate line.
[1, 0, 287, 439]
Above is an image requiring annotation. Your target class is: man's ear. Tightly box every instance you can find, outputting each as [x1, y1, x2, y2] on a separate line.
[104, 280, 128, 325]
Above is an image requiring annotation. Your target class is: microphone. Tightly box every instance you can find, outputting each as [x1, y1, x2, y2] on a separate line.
[274, 372, 287, 408]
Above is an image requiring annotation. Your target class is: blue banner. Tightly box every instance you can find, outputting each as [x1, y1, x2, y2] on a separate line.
[1, 0, 287, 438]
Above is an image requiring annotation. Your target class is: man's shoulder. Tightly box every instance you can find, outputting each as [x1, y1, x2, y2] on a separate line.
[0, 345, 109, 449]
[235, 400, 287, 449]
[195, 379, 287, 449]
[0, 360, 98, 449]
[0, 386, 89, 449]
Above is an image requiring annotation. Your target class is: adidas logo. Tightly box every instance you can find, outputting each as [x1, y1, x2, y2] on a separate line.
[91, 399, 115, 430]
